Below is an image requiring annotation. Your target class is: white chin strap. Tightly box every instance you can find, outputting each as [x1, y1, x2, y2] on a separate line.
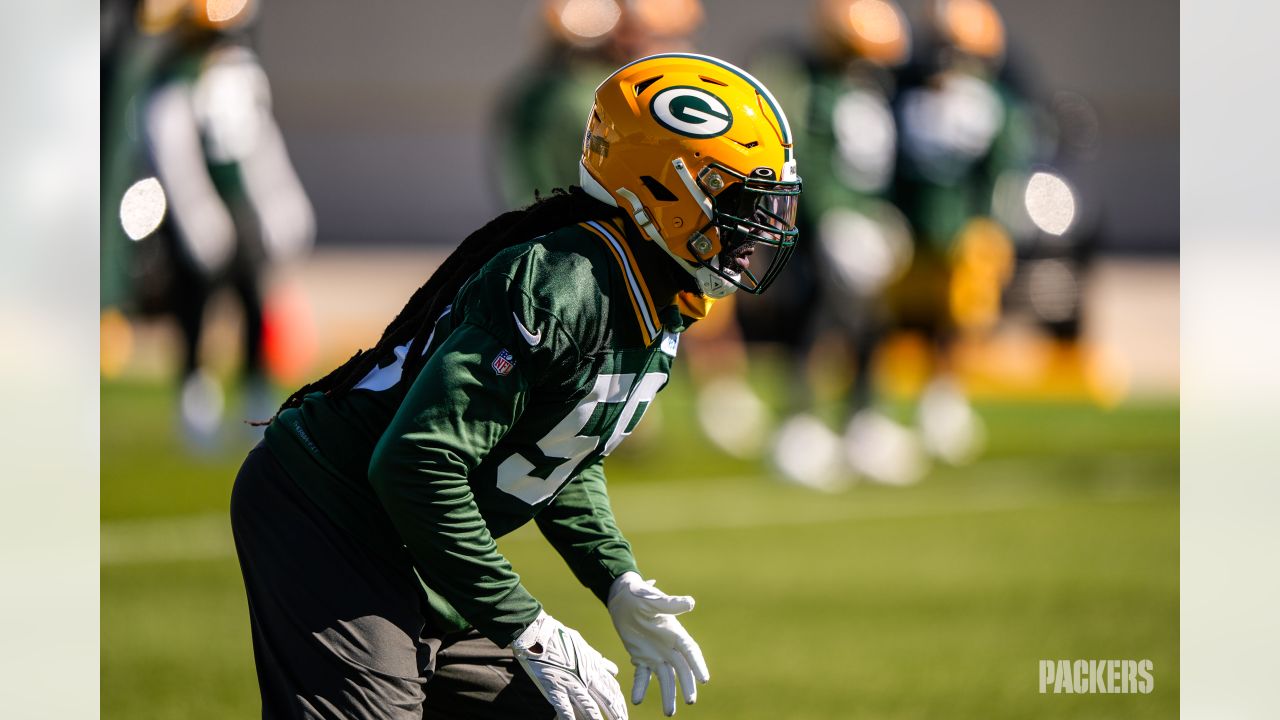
[583, 160, 740, 299]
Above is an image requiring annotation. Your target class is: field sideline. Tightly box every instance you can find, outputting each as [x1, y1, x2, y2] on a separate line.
[103, 379, 1177, 719]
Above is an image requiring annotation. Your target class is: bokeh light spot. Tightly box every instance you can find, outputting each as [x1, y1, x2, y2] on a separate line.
[1026, 258, 1077, 323]
[119, 177, 167, 241]
[1024, 171, 1076, 236]
[560, 0, 622, 40]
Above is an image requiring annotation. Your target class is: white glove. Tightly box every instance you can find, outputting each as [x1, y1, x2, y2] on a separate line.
[607, 572, 710, 716]
[512, 610, 629, 720]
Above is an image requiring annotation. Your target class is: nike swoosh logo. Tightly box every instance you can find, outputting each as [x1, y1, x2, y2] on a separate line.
[513, 312, 542, 346]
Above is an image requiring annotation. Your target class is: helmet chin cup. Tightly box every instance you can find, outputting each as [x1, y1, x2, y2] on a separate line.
[688, 230, 738, 297]
[696, 261, 738, 298]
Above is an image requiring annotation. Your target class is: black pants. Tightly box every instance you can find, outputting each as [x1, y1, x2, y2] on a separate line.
[230, 443, 553, 719]
[171, 255, 264, 379]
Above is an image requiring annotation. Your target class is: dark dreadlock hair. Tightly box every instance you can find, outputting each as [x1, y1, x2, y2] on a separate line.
[259, 186, 623, 423]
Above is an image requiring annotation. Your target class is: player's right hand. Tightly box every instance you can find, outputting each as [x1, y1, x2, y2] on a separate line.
[512, 610, 629, 720]
[607, 572, 709, 716]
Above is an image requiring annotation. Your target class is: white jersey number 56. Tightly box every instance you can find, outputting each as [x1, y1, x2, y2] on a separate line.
[496, 372, 667, 505]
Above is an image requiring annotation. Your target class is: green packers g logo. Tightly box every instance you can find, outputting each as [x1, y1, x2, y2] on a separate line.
[650, 86, 733, 138]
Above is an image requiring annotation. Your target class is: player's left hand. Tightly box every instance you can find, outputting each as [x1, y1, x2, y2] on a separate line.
[607, 572, 710, 716]
[513, 610, 628, 720]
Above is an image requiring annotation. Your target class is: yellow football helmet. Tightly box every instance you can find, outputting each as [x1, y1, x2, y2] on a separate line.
[580, 54, 802, 297]
[933, 0, 1005, 62]
[816, 0, 912, 68]
[138, 0, 258, 35]
[627, 0, 704, 39]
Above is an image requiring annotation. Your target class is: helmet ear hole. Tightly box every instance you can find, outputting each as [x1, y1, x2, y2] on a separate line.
[632, 75, 664, 96]
[640, 175, 678, 202]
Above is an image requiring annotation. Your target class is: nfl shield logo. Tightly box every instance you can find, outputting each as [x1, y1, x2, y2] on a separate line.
[491, 349, 516, 376]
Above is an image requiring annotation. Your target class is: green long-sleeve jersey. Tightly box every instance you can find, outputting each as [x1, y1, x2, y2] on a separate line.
[264, 216, 689, 645]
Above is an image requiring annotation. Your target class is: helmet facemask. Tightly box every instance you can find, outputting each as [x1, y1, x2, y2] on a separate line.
[686, 164, 801, 296]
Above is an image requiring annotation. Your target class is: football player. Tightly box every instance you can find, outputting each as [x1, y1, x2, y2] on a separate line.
[103, 0, 315, 448]
[231, 54, 800, 719]
[742, 0, 925, 488]
[889, 0, 1032, 463]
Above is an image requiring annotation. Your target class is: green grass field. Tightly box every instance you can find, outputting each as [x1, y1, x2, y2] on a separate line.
[102, 377, 1178, 719]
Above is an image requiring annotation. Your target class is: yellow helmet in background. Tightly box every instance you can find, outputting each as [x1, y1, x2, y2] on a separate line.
[933, 0, 1005, 62]
[580, 54, 802, 297]
[627, 0, 704, 40]
[543, 0, 704, 57]
[138, 0, 258, 35]
[816, 0, 912, 67]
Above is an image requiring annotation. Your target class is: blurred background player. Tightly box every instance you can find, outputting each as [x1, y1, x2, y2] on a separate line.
[740, 0, 923, 489]
[990, 70, 1110, 400]
[883, 0, 1033, 465]
[492, 0, 704, 209]
[101, 0, 315, 450]
[739, 0, 1043, 488]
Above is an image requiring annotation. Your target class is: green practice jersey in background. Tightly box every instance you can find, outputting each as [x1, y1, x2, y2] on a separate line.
[493, 54, 611, 209]
[265, 216, 691, 644]
[894, 66, 1035, 251]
